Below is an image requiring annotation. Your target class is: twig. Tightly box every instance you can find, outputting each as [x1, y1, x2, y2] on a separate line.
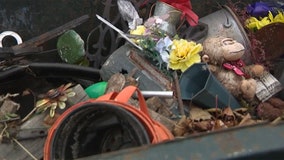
[21, 107, 37, 124]
[0, 122, 8, 139]
[12, 138, 38, 160]
[173, 71, 185, 115]
[271, 116, 283, 126]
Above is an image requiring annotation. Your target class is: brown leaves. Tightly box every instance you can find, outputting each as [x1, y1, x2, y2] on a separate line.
[257, 102, 282, 121]
[173, 106, 263, 137]
[221, 107, 237, 127]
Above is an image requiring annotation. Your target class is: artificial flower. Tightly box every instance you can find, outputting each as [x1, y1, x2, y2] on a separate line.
[245, 16, 271, 30]
[274, 11, 284, 23]
[35, 83, 76, 117]
[246, 11, 284, 30]
[155, 36, 173, 63]
[169, 39, 202, 72]
[130, 25, 146, 35]
[246, 2, 274, 17]
[129, 13, 202, 72]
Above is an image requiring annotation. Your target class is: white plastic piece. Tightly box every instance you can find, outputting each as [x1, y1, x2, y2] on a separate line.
[0, 31, 23, 47]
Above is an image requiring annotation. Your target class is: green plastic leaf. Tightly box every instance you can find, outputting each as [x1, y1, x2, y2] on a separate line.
[85, 81, 107, 98]
[57, 30, 86, 64]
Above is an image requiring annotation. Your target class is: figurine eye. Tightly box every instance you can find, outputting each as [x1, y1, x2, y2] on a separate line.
[221, 38, 234, 45]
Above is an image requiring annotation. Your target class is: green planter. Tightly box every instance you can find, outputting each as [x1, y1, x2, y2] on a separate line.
[179, 63, 240, 109]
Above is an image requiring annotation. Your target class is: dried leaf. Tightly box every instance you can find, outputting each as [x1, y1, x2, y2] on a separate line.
[189, 106, 212, 121]
[223, 107, 234, 117]
[234, 107, 248, 113]
[221, 107, 237, 127]
[257, 102, 282, 121]
[173, 115, 189, 136]
[192, 120, 213, 132]
[238, 113, 256, 126]
[271, 116, 283, 125]
[268, 97, 284, 110]
[212, 119, 228, 130]
[207, 107, 222, 118]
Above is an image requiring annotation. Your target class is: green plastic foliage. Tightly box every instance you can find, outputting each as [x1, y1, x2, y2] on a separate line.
[85, 81, 108, 98]
[57, 30, 86, 64]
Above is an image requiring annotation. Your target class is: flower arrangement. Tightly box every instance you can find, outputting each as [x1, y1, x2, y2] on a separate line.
[245, 2, 284, 31]
[227, 1, 284, 64]
[130, 15, 203, 73]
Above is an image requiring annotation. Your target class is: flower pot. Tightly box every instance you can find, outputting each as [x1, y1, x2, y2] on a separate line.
[255, 22, 284, 61]
[179, 63, 240, 109]
[153, 1, 182, 37]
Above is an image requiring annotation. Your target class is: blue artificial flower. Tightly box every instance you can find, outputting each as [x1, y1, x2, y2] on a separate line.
[155, 36, 173, 63]
[247, 2, 274, 17]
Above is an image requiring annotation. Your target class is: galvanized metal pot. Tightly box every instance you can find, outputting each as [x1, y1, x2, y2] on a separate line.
[199, 5, 252, 64]
[153, 1, 182, 37]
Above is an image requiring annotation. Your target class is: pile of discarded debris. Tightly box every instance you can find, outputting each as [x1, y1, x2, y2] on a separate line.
[1, 0, 284, 159]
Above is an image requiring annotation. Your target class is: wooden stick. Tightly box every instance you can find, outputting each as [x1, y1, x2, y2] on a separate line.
[12, 15, 90, 55]
[173, 71, 185, 115]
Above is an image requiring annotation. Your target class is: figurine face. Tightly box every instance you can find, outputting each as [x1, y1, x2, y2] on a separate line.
[221, 38, 245, 61]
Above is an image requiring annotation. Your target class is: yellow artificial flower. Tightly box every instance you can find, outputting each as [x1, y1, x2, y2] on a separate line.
[246, 11, 284, 31]
[273, 11, 284, 23]
[169, 39, 202, 72]
[130, 25, 146, 44]
[245, 16, 270, 30]
[268, 11, 274, 22]
[130, 25, 146, 35]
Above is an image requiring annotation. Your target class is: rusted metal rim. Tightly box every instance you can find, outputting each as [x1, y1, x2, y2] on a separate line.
[255, 22, 284, 61]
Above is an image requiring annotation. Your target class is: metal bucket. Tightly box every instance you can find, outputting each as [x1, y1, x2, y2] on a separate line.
[199, 5, 252, 64]
[153, 1, 182, 37]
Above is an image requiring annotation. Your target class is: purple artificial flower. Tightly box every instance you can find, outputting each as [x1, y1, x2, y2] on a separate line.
[247, 2, 274, 17]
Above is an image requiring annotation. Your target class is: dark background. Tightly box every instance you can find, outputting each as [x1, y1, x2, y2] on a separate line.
[0, 0, 276, 67]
